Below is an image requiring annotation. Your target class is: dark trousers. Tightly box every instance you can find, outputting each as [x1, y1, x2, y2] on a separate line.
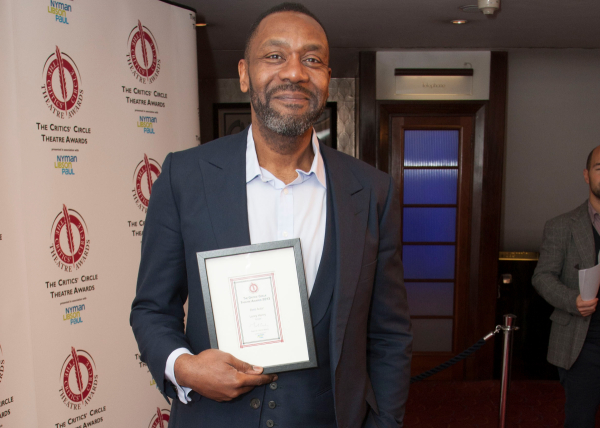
[558, 341, 600, 428]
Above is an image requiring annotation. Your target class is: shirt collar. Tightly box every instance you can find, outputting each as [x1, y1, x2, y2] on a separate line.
[245, 124, 326, 188]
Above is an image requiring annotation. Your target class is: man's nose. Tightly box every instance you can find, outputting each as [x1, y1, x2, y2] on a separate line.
[278, 54, 309, 83]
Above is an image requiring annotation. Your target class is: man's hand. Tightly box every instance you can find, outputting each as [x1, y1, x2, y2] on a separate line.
[174, 349, 277, 402]
[576, 295, 598, 317]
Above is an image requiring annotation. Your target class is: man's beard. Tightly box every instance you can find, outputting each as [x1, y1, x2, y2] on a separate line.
[591, 183, 600, 200]
[249, 79, 326, 137]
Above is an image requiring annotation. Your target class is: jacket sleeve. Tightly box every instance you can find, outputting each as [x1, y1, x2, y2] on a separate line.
[364, 177, 413, 428]
[130, 152, 190, 401]
[532, 219, 580, 315]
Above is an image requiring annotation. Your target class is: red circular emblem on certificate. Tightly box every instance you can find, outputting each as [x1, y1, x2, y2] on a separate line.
[249, 283, 258, 293]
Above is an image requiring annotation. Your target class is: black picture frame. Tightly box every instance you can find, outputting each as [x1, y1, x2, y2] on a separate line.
[196, 238, 317, 374]
[213, 102, 338, 150]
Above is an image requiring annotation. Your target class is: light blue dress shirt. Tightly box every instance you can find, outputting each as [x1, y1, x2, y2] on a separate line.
[165, 125, 328, 403]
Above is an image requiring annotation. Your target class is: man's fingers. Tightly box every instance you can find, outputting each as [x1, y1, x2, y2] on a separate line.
[225, 354, 263, 374]
[576, 296, 598, 309]
[176, 350, 277, 402]
[236, 385, 255, 396]
[236, 372, 278, 388]
[578, 301, 597, 316]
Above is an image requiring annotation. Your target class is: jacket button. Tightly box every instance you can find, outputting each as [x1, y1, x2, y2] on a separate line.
[269, 382, 277, 390]
[250, 398, 261, 409]
[266, 420, 274, 427]
[268, 400, 276, 409]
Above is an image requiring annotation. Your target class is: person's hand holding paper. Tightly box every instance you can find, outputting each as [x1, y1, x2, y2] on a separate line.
[578, 254, 600, 316]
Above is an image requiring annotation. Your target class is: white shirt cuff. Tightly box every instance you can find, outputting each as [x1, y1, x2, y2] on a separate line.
[165, 348, 193, 404]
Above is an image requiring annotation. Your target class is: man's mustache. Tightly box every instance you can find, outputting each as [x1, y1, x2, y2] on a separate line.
[265, 84, 317, 102]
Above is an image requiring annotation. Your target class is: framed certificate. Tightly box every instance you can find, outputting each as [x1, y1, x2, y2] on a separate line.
[196, 239, 317, 373]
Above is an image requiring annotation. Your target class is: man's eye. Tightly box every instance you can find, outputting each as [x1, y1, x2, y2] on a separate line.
[266, 54, 282, 60]
[304, 58, 320, 63]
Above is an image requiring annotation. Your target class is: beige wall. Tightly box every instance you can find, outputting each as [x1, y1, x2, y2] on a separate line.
[502, 49, 600, 251]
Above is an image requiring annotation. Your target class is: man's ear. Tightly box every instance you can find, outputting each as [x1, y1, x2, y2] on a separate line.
[239, 59, 249, 93]
[584, 168, 590, 185]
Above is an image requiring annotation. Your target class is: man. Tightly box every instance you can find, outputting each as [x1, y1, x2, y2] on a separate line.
[131, 3, 412, 428]
[533, 146, 600, 427]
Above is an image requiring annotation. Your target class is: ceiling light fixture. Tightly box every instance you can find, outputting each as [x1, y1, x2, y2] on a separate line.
[196, 23, 207, 27]
[452, 20, 468, 24]
[478, 0, 500, 15]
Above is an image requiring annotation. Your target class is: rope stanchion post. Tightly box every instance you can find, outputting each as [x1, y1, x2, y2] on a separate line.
[498, 314, 518, 428]
[408, 315, 519, 427]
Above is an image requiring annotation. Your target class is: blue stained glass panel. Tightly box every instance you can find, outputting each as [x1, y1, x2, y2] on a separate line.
[403, 245, 455, 279]
[403, 208, 456, 242]
[405, 282, 454, 316]
[404, 130, 459, 167]
[403, 169, 458, 205]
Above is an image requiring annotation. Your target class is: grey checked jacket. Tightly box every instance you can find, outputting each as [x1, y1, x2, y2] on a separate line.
[532, 201, 595, 370]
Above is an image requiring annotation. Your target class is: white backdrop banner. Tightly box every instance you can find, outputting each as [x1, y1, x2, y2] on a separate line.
[0, 2, 39, 427]
[0, 0, 199, 427]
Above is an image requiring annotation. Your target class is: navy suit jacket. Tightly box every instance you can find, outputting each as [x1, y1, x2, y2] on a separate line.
[131, 129, 412, 428]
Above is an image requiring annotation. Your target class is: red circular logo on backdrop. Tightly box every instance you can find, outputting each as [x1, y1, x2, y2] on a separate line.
[132, 154, 161, 212]
[59, 347, 98, 408]
[50, 205, 90, 271]
[148, 408, 170, 428]
[127, 20, 160, 84]
[41, 46, 84, 119]
[249, 283, 259, 293]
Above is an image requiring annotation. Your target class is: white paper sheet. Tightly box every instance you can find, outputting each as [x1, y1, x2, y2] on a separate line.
[578, 263, 600, 301]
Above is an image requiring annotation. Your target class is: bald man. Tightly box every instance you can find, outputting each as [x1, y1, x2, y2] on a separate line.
[533, 145, 600, 427]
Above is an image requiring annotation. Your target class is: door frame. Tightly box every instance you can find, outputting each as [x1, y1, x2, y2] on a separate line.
[392, 116, 475, 380]
[358, 51, 508, 380]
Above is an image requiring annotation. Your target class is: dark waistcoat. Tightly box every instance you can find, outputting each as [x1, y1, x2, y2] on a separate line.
[169, 185, 338, 428]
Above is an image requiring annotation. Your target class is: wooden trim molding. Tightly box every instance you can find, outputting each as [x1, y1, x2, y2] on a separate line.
[467, 51, 509, 380]
[358, 52, 377, 167]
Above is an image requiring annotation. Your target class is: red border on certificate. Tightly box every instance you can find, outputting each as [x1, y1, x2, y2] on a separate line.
[229, 272, 284, 348]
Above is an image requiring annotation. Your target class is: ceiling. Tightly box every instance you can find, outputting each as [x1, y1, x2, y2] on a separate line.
[169, 0, 600, 78]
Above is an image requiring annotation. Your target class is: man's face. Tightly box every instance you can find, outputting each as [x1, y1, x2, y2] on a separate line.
[239, 12, 331, 138]
[584, 147, 600, 199]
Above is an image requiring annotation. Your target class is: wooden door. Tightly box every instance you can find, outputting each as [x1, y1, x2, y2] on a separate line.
[390, 116, 474, 380]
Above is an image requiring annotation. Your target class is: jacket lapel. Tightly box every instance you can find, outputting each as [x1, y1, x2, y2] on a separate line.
[308, 179, 336, 327]
[198, 130, 251, 249]
[321, 146, 370, 370]
[572, 201, 596, 268]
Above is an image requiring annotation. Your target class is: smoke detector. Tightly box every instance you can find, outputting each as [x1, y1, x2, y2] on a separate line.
[478, 0, 500, 15]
